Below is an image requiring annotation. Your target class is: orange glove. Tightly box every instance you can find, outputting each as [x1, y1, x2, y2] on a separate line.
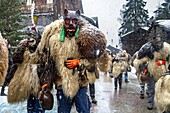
[143, 69, 147, 75]
[65, 58, 80, 69]
[156, 60, 166, 66]
[41, 83, 48, 91]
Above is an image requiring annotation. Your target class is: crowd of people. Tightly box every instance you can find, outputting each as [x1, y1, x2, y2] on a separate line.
[1, 9, 170, 113]
[0, 9, 107, 113]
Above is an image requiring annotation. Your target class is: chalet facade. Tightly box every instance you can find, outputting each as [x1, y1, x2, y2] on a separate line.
[20, 0, 83, 30]
[120, 28, 149, 56]
[147, 20, 170, 44]
[106, 45, 121, 55]
[120, 20, 170, 56]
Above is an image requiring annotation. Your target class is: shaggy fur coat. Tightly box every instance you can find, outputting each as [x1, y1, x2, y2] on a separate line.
[7, 39, 40, 103]
[154, 42, 170, 112]
[132, 51, 149, 83]
[98, 50, 109, 72]
[148, 42, 170, 81]
[132, 42, 170, 112]
[133, 42, 170, 82]
[34, 19, 106, 98]
[0, 33, 8, 85]
[112, 52, 131, 78]
[155, 75, 170, 112]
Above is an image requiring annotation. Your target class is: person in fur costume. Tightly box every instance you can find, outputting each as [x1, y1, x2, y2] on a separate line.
[90, 49, 108, 104]
[80, 14, 108, 105]
[132, 51, 150, 99]
[112, 50, 131, 89]
[154, 55, 170, 113]
[7, 29, 45, 112]
[1, 46, 13, 96]
[0, 33, 8, 87]
[30, 9, 107, 113]
[104, 52, 114, 77]
[134, 34, 170, 110]
[121, 50, 131, 83]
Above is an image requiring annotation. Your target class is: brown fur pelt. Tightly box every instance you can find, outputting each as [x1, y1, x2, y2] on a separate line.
[76, 20, 107, 60]
[81, 59, 97, 85]
[0, 33, 8, 85]
[132, 56, 149, 83]
[132, 56, 148, 71]
[8, 41, 40, 104]
[155, 75, 170, 112]
[107, 55, 113, 72]
[98, 50, 109, 72]
[36, 19, 106, 98]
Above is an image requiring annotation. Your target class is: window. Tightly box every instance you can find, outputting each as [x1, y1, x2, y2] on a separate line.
[47, 0, 53, 4]
[26, 0, 32, 5]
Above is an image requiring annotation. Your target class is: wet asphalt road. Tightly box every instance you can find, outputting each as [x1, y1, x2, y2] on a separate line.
[0, 68, 158, 113]
[89, 70, 158, 113]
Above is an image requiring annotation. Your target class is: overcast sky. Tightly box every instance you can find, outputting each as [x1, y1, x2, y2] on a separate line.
[82, 0, 164, 48]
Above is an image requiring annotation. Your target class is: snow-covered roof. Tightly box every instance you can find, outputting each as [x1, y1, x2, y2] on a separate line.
[156, 20, 170, 31]
[121, 27, 148, 38]
[141, 27, 149, 31]
[107, 45, 121, 54]
[121, 31, 134, 37]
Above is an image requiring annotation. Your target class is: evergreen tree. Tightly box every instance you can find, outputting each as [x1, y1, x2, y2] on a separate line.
[0, 0, 25, 46]
[154, 0, 170, 20]
[119, 0, 149, 36]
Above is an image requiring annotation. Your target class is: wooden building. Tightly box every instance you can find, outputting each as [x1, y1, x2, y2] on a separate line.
[147, 20, 170, 44]
[106, 45, 121, 55]
[120, 28, 149, 56]
[120, 20, 170, 56]
[20, 0, 83, 30]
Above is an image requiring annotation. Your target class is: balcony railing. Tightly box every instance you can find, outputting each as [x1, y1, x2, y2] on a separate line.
[21, 3, 54, 15]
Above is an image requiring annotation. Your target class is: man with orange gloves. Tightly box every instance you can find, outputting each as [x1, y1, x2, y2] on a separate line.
[31, 9, 107, 113]
[137, 33, 170, 110]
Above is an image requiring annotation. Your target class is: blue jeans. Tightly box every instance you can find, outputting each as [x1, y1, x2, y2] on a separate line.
[147, 76, 155, 107]
[57, 87, 91, 113]
[124, 71, 128, 80]
[27, 95, 45, 113]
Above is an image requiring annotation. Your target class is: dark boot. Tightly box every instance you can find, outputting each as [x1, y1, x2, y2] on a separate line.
[114, 78, 118, 90]
[125, 79, 129, 83]
[118, 79, 122, 89]
[89, 83, 97, 104]
[1, 85, 7, 96]
[118, 74, 122, 89]
[91, 97, 97, 104]
[147, 103, 153, 110]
